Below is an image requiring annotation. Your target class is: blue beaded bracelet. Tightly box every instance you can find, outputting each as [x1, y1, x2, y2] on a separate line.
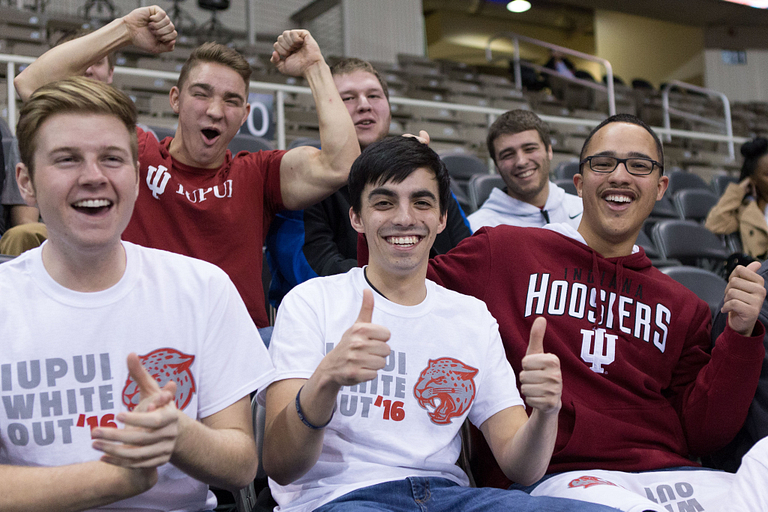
[295, 385, 335, 430]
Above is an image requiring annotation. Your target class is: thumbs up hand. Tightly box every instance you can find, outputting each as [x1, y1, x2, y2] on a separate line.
[317, 289, 392, 387]
[519, 317, 562, 415]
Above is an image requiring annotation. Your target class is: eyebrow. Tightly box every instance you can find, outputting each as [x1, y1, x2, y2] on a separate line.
[589, 150, 656, 159]
[498, 142, 539, 155]
[368, 187, 437, 202]
[340, 86, 383, 96]
[189, 83, 245, 103]
[49, 145, 131, 155]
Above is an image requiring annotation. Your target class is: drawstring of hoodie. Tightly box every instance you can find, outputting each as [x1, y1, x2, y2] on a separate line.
[590, 249, 625, 331]
[591, 250, 602, 330]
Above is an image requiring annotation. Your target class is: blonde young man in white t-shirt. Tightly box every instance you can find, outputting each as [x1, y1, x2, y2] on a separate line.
[0, 77, 274, 511]
[259, 136, 619, 512]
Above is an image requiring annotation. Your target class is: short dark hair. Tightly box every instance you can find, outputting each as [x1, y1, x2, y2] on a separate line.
[177, 42, 251, 92]
[487, 109, 550, 165]
[331, 58, 389, 100]
[349, 137, 450, 215]
[54, 29, 116, 71]
[739, 137, 768, 181]
[579, 113, 665, 174]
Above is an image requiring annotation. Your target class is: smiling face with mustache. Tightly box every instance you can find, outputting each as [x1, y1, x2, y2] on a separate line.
[575, 122, 669, 258]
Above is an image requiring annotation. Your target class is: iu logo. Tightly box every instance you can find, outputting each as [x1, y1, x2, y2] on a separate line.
[122, 348, 196, 411]
[146, 165, 171, 199]
[414, 358, 477, 425]
[580, 328, 616, 373]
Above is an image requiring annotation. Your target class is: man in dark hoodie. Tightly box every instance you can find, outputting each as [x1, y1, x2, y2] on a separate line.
[423, 114, 767, 511]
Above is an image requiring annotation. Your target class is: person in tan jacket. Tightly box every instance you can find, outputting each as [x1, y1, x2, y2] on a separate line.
[706, 137, 768, 260]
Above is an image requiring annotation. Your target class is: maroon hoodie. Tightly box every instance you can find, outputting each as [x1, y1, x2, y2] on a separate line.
[422, 225, 764, 486]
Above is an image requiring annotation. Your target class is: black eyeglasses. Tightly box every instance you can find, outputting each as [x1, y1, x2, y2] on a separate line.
[580, 156, 663, 176]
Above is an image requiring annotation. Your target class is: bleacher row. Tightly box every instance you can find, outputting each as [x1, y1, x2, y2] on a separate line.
[0, 4, 755, 325]
[1, 5, 766, 169]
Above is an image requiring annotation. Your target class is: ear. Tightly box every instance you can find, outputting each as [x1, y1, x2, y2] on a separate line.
[547, 144, 554, 162]
[106, 67, 114, 85]
[656, 175, 669, 200]
[573, 172, 583, 198]
[436, 211, 447, 234]
[16, 163, 37, 207]
[169, 87, 180, 114]
[134, 161, 140, 199]
[349, 206, 365, 234]
[240, 103, 251, 129]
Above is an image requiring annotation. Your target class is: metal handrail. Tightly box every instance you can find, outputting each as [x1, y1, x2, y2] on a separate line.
[1, 53, 747, 154]
[662, 80, 736, 161]
[485, 31, 616, 116]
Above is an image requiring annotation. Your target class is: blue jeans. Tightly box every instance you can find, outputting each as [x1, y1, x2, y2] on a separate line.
[314, 477, 620, 511]
[258, 325, 273, 348]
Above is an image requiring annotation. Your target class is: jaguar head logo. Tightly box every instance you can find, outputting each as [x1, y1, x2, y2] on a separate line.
[414, 358, 477, 425]
[122, 348, 196, 412]
[568, 476, 620, 489]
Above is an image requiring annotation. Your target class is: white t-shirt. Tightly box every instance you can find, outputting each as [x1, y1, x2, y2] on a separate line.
[260, 267, 523, 512]
[0, 242, 275, 512]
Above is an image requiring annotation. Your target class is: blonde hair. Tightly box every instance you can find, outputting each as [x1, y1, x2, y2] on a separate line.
[330, 58, 389, 100]
[17, 77, 138, 178]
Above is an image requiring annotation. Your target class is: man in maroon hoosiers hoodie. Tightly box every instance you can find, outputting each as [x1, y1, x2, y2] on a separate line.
[419, 114, 767, 508]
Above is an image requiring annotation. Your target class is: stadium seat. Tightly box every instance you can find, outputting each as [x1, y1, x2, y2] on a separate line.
[666, 170, 710, 196]
[660, 266, 727, 318]
[553, 160, 580, 180]
[467, 174, 505, 212]
[651, 195, 679, 218]
[631, 78, 655, 90]
[233, 396, 274, 512]
[673, 188, 719, 223]
[148, 125, 177, 142]
[711, 174, 739, 197]
[288, 137, 321, 149]
[450, 179, 473, 214]
[229, 133, 274, 153]
[651, 219, 730, 269]
[636, 230, 680, 268]
[440, 153, 488, 198]
[554, 178, 577, 195]
[636, 229, 659, 259]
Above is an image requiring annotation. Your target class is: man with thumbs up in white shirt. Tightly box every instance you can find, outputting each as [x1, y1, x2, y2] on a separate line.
[258, 136, 618, 512]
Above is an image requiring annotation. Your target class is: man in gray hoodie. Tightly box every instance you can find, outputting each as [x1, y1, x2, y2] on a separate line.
[468, 110, 582, 232]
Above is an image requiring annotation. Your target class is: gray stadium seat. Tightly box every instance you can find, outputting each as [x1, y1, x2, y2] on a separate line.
[441, 153, 488, 199]
[450, 179, 472, 214]
[553, 160, 580, 180]
[660, 266, 727, 318]
[673, 188, 719, 223]
[666, 170, 710, 196]
[554, 178, 577, 195]
[229, 133, 274, 153]
[148, 125, 177, 141]
[441, 153, 488, 180]
[711, 174, 739, 197]
[467, 174, 505, 212]
[651, 219, 730, 268]
[288, 137, 321, 149]
[650, 195, 680, 219]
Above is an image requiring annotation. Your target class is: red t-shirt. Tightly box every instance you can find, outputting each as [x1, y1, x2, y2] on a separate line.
[122, 129, 285, 327]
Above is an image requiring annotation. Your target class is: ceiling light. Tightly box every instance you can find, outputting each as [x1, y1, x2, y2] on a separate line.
[507, 0, 531, 13]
